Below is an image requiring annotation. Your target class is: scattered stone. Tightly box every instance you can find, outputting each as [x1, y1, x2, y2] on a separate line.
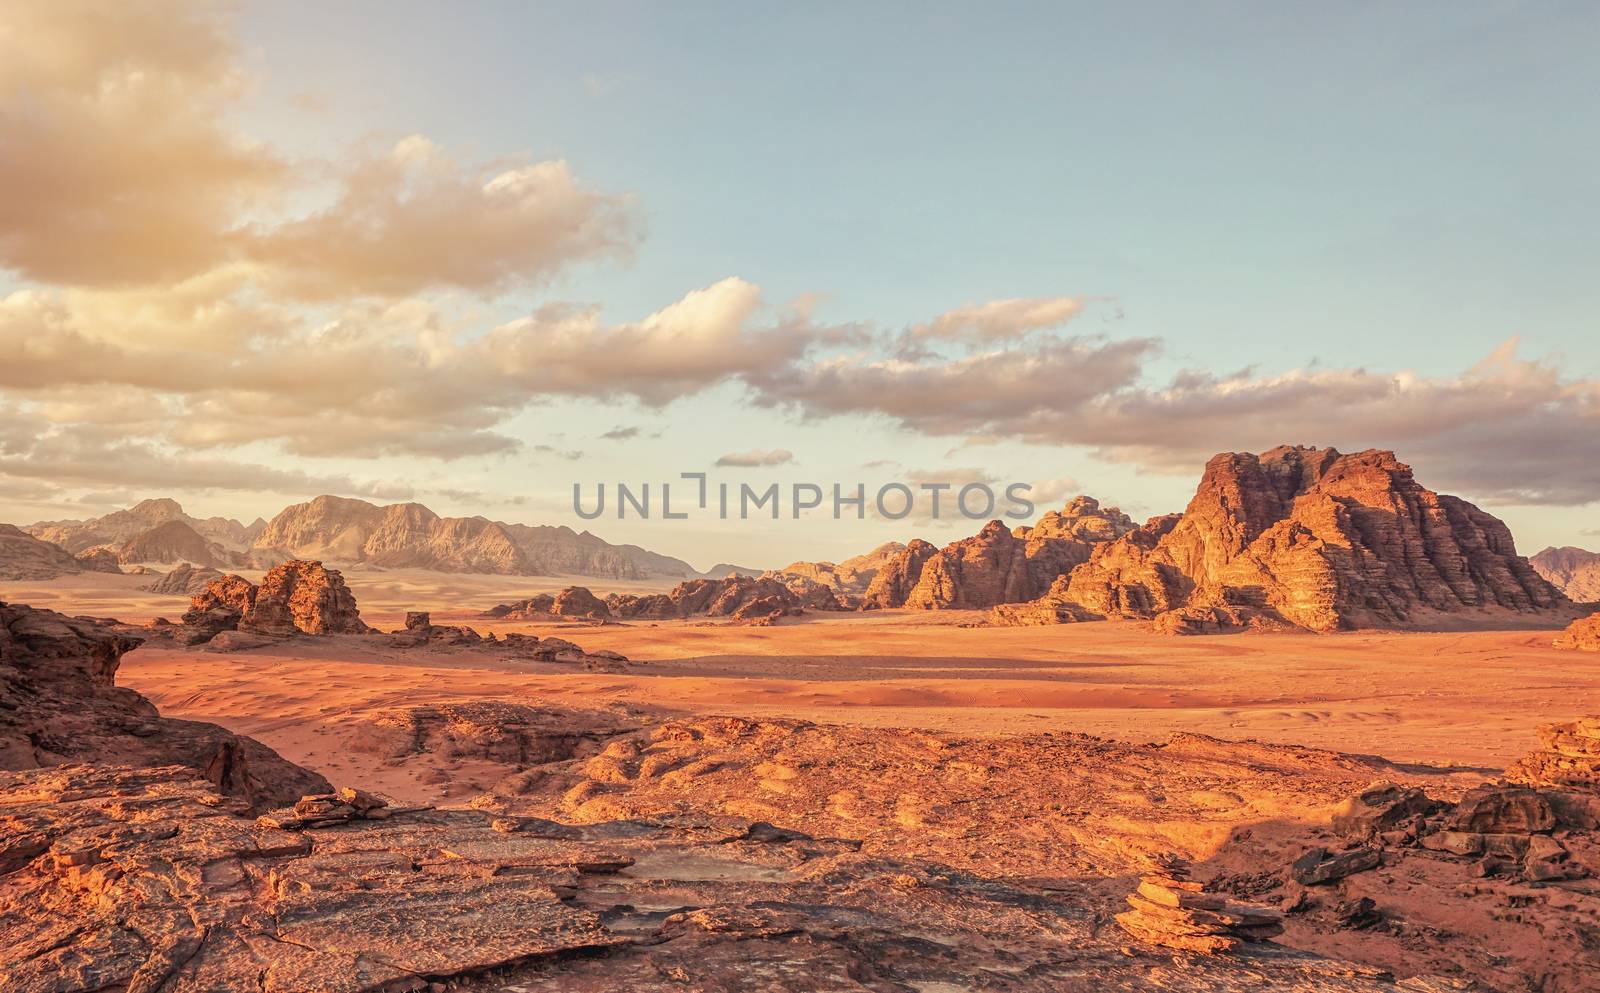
[1332, 782, 1441, 840]
[1508, 715, 1600, 790]
[1115, 858, 1283, 954]
[1445, 785, 1557, 834]
[1290, 846, 1381, 885]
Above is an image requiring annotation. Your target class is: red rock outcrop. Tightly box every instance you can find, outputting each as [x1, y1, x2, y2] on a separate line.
[1015, 495, 1139, 590]
[179, 562, 367, 641]
[1555, 612, 1600, 652]
[903, 520, 1034, 609]
[768, 541, 908, 600]
[997, 446, 1567, 631]
[1534, 546, 1600, 603]
[604, 575, 840, 622]
[0, 600, 326, 807]
[0, 524, 83, 580]
[243, 560, 369, 636]
[860, 538, 939, 608]
[860, 497, 1135, 611]
[552, 586, 612, 619]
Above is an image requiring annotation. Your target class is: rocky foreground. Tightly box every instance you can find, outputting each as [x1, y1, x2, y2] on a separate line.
[4, 601, 1600, 991]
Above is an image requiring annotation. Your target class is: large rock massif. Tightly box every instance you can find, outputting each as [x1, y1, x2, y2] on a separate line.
[25, 495, 709, 580]
[0, 600, 326, 808]
[0, 524, 86, 581]
[251, 495, 700, 579]
[27, 497, 264, 565]
[767, 541, 909, 603]
[1533, 545, 1600, 603]
[995, 446, 1567, 632]
[858, 496, 1138, 611]
[486, 576, 844, 625]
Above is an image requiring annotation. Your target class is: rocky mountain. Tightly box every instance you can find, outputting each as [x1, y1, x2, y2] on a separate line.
[855, 495, 1138, 611]
[768, 542, 907, 599]
[997, 446, 1567, 632]
[251, 495, 701, 578]
[72, 547, 123, 574]
[26, 497, 261, 554]
[115, 518, 244, 567]
[1533, 546, 1600, 603]
[0, 524, 84, 581]
[604, 575, 843, 623]
[701, 562, 769, 579]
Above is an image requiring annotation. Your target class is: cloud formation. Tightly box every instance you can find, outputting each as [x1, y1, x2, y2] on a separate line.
[716, 449, 797, 468]
[0, 2, 635, 294]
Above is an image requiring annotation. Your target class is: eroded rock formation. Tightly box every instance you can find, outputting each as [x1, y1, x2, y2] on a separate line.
[71, 547, 124, 574]
[0, 601, 325, 807]
[604, 575, 841, 623]
[860, 497, 1135, 611]
[997, 447, 1567, 631]
[180, 562, 366, 641]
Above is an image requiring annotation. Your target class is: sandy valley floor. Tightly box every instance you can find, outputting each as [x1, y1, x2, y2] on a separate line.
[8, 571, 1595, 784]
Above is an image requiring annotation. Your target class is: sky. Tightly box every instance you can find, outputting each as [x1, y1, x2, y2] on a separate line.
[1, 0, 1597, 570]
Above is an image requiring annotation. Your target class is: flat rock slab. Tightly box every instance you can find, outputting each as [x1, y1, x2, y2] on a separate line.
[0, 763, 1438, 993]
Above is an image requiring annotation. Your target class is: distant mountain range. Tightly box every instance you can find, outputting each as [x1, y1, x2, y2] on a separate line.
[17, 496, 749, 580]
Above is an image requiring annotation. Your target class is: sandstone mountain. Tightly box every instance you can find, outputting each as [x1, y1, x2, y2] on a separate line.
[603, 575, 842, 623]
[250, 495, 701, 578]
[26, 497, 262, 555]
[0, 599, 326, 807]
[701, 562, 769, 578]
[1532, 546, 1600, 603]
[997, 446, 1567, 632]
[26, 496, 708, 580]
[858, 495, 1138, 610]
[768, 541, 908, 601]
[0, 524, 85, 581]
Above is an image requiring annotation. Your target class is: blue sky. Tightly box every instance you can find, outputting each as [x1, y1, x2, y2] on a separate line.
[1, 1, 1597, 568]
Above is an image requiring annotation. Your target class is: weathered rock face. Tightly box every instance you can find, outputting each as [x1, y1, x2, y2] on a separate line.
[243, 560, 369, 636]
[143, 563, 226, 596]
[1556, 612, 1600, 652]
[860, 498, 1135, 611]
[1532, 546, 1600, 603]
[1508, 716, 1600, 791]
[0, 601, 326, 807]
[860, 538, 939, 609]
[1015, 495, 1139, 591]
[1002, 447, 1567, 631]
[178, 563, 366, 640]
[71, 546, 123, 574]
[0, 524, 83, 580]
[904, 520, 1034, 609]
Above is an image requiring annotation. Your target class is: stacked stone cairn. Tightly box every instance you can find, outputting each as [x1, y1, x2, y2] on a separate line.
[1115, 856, 1285, 954]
